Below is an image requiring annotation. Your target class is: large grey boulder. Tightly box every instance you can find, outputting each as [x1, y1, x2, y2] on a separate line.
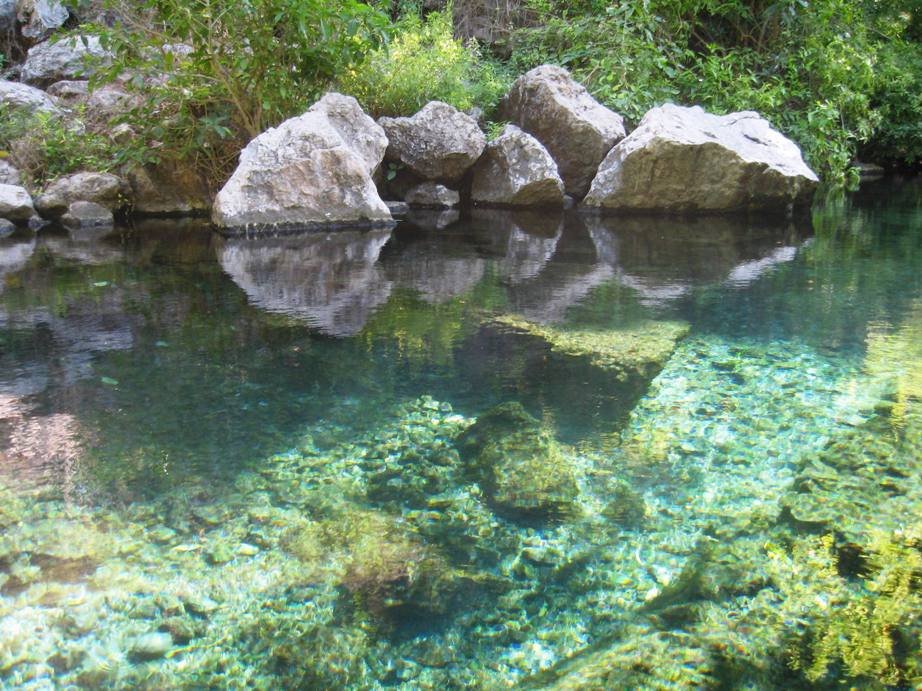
[0, 161, 20, 186]
[212, 109, 391, 230]
[0, 184, 36, 221]
[583, 104, 819, 213]
[21, 35, 113, 86]
[0, 79, 61, 114]
[502, 65, 625, 198]
[471, 124, 564, 207]
[60, 200, 114, 228]
[16, 0, 69, 41]
[308, 92, 387, 176]
[34, 172, 128, 217]
[379, 101, 486, 183]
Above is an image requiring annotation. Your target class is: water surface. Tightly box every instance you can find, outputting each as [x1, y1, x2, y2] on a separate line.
[0, 180, 920, 688]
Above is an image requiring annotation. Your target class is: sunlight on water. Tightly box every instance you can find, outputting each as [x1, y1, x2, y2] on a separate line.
[0, 180, 920, 688]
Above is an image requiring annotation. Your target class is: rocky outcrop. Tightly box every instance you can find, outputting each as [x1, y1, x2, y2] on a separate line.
[17, 0, 69, 41]
[124, 162, 211, 216]
[308, 92, 387, 176]
[213, 103, 392, 230]
[404, 182, 459, 208]
[0, 161, 21, 186]
[45, 79, 88, 102]
[60, 200, 114, 228]
[379, 101, 486, 183]
[0, 79, 60, 114]
[502, 65, 625, 197]
[470, 124, 564, 207]
[0, 219, 15, 237]
[0, 183, 36, 221]
[34, 172, 128, 217]
[20, 35, 112, 86]
[584, 104, 819, 213]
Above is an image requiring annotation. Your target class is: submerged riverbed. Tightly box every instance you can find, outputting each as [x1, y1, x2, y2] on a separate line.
[0, 179, 920, 689]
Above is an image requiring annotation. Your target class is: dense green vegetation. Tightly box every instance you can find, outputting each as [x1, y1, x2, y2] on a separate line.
[2, 0, 919, 188]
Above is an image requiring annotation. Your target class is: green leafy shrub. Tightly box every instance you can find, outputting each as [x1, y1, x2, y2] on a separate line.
[510, 0, 918, 185]
[0, 104, 131, 190]
[92, 0, 391, 188]
[339, 8, 511, 117]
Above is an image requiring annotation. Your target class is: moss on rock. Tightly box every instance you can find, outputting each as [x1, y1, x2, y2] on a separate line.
[493, 315, 690, 382]
[456, 402, 580, 520]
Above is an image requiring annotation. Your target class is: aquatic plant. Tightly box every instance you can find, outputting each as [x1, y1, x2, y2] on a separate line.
[777, 531, 922, 686]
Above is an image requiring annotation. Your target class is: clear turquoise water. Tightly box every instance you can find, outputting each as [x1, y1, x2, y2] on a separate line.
[0, 179, 920, 688]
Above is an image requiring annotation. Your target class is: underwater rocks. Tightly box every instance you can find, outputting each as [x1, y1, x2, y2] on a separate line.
[283, 508, 461, 619]
[456, 402, 580, 520]
[494, 315, 690, 383]
[783, 308, 922, 544]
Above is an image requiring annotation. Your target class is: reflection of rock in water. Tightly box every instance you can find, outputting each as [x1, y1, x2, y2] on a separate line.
[0, 393, 84, 491]
[0, 235, 36, 294]
[501, 215, 614, 324]
[584, 215, 808, 305]
[217, 229, 393, 336]
[384, 237, 486, 304]
[497, 215, 562, 286]
[40, 227, 126, 265]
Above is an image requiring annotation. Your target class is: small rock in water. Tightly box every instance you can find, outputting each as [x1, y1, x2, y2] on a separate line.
[130, 631, 173, 661]
[0, 218, 15, 237]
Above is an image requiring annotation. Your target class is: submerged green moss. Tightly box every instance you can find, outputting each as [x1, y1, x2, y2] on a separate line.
[493, 315, 690, 382]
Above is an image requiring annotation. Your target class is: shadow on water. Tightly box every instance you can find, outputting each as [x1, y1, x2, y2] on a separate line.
[5, 189, 920, 499]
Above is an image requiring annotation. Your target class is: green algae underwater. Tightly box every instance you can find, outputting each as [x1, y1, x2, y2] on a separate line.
[0, 181, 920, 689]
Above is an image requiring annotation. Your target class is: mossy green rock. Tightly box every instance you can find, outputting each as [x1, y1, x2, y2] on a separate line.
[458, 403, 579, 520]
[284, 509, 460, 619]
[494, 315, 690, 382]
[455, 401, 542, 461]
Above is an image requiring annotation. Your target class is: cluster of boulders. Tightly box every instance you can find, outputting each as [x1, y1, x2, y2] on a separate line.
[0, 6, 819, 236]
[0, 4, 211, 229]
[212, 64, 819, 232]
[0, 170, 128, 230]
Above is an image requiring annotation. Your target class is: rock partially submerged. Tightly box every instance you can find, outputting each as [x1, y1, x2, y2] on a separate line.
[35, 172, 128, 218]
[494, 315, 690, 382]
[404, 182, 459, 209]
[212, 97, 392, 231]
[379, 101, 486, 183]
[61, 201, 114, 228]
[471, 124, 564, 207]
[502, 65, 625, 198]
[0, 183, 36, 221]
[584, 104, 819, 214]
